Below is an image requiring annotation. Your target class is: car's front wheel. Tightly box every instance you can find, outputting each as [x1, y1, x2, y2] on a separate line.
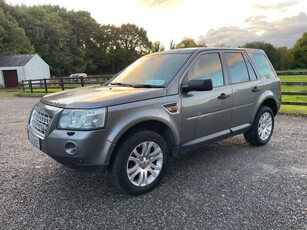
[244, 106, 274, 146]
[110, 129, 168, 195]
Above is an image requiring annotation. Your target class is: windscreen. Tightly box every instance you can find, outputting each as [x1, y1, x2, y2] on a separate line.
[111, 53, 190, 87]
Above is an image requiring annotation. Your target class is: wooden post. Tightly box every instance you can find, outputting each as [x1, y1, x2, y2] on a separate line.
[29, 80, 33, 93]
[81, 77, 84, 87]
[44, 78, 48, 93]
[22, 80, 25, 91]
[60, 77, 64, 90]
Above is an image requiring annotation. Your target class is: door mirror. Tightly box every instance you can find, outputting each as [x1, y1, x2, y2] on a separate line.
[182, 79, 213, 93]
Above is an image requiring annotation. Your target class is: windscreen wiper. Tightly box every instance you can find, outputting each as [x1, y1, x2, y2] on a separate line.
[133, 84, 165, 88]
[108, 82, 134, 87]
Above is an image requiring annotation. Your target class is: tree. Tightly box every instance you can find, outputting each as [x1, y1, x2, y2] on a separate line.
[2, 2, 159, 75]
[0, 2, 34, 55]
[118, 24, 151, 53]
[169, 40, 176, 50]
[60, 10, 102, 74]
[288, 32, 307, 69]
[11, 5, 73, 76]
[275, 47, 289, 70]
[108, 23, 151, 72]
[176, 37, 198, 49]
[149, 41, 165, 53]
[242, 41, 278, 69]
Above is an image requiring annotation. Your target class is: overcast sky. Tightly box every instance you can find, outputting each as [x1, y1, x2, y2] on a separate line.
[6, 0, 307, 48]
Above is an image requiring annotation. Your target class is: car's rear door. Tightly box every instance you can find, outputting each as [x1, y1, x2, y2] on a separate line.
[222, 51, 263, 129]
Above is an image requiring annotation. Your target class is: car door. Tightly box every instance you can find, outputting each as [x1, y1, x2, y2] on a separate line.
[180, 52, 233, 147]
[223, 51, 263, 129]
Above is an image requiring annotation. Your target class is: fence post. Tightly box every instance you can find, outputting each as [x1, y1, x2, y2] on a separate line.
[44, 78, 48, 93]
[60, 77, 64, 91]
[22, 80, 25, 91]
[29, 80, 33, 93]
[81, 77, 84, 87]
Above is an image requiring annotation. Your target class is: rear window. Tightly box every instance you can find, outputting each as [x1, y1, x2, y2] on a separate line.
[225, 52, 249, 84]
[248, 53, 276, 79]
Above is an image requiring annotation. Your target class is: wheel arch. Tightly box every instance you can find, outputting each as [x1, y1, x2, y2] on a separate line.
[260, 97, 278, 116]
[108, 120, 178, 170]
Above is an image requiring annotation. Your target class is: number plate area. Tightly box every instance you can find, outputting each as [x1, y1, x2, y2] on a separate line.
[28, 130, 41, 150]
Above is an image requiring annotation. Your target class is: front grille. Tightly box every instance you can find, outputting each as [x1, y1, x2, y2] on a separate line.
[30, 109, 52, 137]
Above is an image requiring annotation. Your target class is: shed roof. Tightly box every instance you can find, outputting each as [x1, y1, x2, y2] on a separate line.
[0, 54, 35, 67]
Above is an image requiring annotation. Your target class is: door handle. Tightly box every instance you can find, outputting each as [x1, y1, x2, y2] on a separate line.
[252, 86, 261, 92]
[218, 93, 230, 100]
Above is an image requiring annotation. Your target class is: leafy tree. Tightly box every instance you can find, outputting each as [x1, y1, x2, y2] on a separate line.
[169, 40, 176, 50]
[288, 32, 307, 69]
[11, 5, 73, 76]
[1, 1, 163, 75]
[176, 37, 198, 49]
[108, 23, 151, 72]
[242, 41, 278, 69]
[60, 10, 102, 74]
[275, 47, 289, 70]
[118, 24, 151, 53]
[0, 2, 34, 55]
[149, 41, 165, 53]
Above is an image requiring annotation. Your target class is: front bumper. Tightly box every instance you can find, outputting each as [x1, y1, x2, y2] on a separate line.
[27, 101, 114, 172]
[28, 127, 114, 172]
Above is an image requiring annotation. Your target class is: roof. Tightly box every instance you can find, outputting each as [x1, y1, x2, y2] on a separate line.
[160, 47, 264, 55]
[0, 54, 35, 67]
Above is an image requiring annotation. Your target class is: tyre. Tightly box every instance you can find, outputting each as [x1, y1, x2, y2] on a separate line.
[110, 130, 168, 195]
[244, 106, 274, 146]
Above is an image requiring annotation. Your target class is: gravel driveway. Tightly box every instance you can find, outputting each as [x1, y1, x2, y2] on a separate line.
[0, 97, 306, 229]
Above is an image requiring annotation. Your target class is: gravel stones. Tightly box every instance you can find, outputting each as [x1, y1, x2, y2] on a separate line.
[0, 97, 306, 229]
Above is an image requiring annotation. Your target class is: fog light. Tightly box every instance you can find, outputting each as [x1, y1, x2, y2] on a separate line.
[64, 141, 79, 155]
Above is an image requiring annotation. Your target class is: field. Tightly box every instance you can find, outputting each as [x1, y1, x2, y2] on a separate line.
[279, 75, 307, 82]
[279, 75, 307, 115]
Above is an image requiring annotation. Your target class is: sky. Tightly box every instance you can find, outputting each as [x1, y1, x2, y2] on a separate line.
[6, 0, 307, 49]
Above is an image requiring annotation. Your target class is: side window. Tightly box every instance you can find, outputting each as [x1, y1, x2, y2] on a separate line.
[188, 53, 224, 87]
[252, 53, 276, 79]
[243, 54, 257, 81]
[225, 52, 249, 84]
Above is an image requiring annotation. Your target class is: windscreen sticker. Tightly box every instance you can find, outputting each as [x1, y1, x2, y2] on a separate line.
[144, 80, 165, 85]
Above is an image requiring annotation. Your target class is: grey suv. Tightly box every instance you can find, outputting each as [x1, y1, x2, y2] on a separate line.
[27, 48, 281, 195]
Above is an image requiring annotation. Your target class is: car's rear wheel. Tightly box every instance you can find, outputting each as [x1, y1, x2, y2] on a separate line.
[110, 130, 168, 195]
[244, 106, 274, 146]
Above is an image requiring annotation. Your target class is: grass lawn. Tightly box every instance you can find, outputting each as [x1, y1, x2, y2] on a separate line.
[279, 75, 307, 115]
[280, 105, 307, 115]
[279, 75, 307, 82]
[280, 75, 307, 93]
[17, 88, 62, 97]
[0, 88, 19, 99]
[281, 85, 307, 92]
[17, 84, 96, 97]
[282, 95, 307, 102]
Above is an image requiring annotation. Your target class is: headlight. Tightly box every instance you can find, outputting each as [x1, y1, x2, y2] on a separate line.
[58, 108, 106, 130]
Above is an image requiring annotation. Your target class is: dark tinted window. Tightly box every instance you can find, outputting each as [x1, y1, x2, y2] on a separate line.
[188, 53, 224, 87]
[243, 54, 257, 81]
[225, 52, 249, 84]
[251, 53, 276, 79]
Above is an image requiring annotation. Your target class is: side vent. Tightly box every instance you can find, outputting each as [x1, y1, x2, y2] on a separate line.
[163, 102, 180, 114]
